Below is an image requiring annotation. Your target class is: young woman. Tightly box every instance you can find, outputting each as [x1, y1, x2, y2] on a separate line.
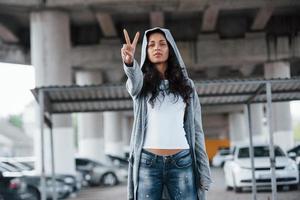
[121, 27, 212, 200]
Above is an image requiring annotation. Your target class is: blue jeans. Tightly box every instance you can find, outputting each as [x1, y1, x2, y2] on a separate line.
[137, 148, 197, 200]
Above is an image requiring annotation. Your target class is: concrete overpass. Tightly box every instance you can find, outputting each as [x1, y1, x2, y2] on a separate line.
[0, 0, 298, 175]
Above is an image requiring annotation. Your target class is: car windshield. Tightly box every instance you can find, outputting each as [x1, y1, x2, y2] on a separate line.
[0, 166, 7, 172]
[288, 145, 300, 156]
[0, 162, 20, 172]
[238, 146, 285, 158]
[4, 162, 33, 171]
[219, 149, 230, 156]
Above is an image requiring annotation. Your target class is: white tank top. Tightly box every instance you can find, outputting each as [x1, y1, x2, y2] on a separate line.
[143, 80, 190, 149]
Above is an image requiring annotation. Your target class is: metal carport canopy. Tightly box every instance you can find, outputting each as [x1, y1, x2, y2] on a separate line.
[31, 77, 300, 200]
[31, 77, 300, 114]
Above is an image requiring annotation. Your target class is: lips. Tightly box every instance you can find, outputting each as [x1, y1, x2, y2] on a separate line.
[154, 53, 162, 57]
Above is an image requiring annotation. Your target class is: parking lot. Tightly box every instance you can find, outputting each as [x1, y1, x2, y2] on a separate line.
[68, 168, 300, 200]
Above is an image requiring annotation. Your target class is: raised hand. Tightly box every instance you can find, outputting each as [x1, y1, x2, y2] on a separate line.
[121, 29, 140, 65]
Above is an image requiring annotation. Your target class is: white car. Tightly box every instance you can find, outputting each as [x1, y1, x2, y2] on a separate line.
[287, 144, 300, 173]
[75, 157, 127, 186]
[223, 144, 299, 192]
[212, 147, 232, 167]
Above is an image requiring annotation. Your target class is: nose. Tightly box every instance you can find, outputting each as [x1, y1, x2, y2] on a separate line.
[154, 44, 161, 50]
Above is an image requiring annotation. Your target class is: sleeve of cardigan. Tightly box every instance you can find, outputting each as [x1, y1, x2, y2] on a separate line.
[123, 59, 143, 99]
[191, 80, 212, 191]
[127, 154, 134, 200]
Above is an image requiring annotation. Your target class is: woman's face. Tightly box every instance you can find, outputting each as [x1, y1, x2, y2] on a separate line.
[147, 32, 169, 65]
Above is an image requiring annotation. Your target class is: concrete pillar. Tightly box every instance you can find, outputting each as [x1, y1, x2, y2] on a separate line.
[104, 112, 123, 157]
[248, 104, 266, 143]
[121, 114, 131, 147]
[75, 70, 106, 162]
[121, 113, 133, 155]
[264, 61, 293, 151]
[30, 10, 75, 175]
[229, 110, 248, 146]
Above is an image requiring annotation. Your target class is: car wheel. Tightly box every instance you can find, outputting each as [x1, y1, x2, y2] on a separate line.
[221, 162, 225, 168]
[226, 186, 233, 191]
[232, 173, 242, 193]
[101, 172, 118, 186]
[88, 181, 98, 187]
[27, 187, 40, 200]
[234, 186, 242, 193]
[289, 184, 298, 191]
[58, 191, 71, 199]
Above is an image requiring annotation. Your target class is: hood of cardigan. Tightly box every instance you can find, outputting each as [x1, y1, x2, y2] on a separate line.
[140, 27, 189, 79]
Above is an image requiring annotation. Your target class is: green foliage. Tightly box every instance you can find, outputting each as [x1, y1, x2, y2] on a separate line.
[8, 114, 23, 129]
[294, 122, 300, 141]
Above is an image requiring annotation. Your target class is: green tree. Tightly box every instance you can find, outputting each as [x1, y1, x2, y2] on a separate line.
[8, 114, 23, 129]
[294, 122, 300, 141]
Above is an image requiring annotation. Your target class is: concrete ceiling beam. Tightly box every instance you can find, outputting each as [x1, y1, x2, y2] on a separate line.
[206, 68, 219, 78]
[201, 5, 219, 32]
[195, 32, 297, 68]
[0, 23, 19, 43]
[239, 65, 256, 76]
[15, 0, 297, 12]
[69, 32, 300, 69]
[96, 13, 117, 37]
[0, 0, 40, 6]
[150, 11, 164, 28]
[0, 43, 29, 64]
[251, 6, 274, 30]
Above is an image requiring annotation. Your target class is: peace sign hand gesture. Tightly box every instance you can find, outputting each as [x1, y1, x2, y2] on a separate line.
[121, 29, 140, 66]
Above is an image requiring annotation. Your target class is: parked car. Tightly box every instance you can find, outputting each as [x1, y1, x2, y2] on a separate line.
[212, 147, 232, 167]
[223, 144, 299, 192]
[55, 174, 82, 193]
[287, 144, 300, 170]
[2, 161, 33, 172]
[0, 170, 39, 200]
[1, 156, 83, 193]
[3, 173, 73, 200]
[24, 175, 73, 199]
[106, 154, 129, 169]
[75, 157, 127, 186]
[0, 161, 73, 199]
[9, 157, 35, 171]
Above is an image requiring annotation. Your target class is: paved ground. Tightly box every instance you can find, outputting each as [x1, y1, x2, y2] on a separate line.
[68, 168, 300, 200]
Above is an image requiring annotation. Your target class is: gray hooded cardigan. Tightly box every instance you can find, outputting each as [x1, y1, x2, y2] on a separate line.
[123, 27, 212, 200]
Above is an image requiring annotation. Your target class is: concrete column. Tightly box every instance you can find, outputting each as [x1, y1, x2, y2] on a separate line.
[121, 114, 131, 147]
[121, 113, 133, 155]
[104, 112, 123, 157]
[30, 10, 75, 175]
[229, 110, 248, 146]
[75, 70, 106, 162]
[249, 104, 266, 143]
[264, 62, 293, 151]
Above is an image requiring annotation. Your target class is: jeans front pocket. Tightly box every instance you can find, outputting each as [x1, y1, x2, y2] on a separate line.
[173, 151, 192, 168]
[140, 155, 154, 168]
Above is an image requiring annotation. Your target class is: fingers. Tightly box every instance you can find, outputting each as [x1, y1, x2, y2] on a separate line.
[123, 29, 131, 45]
[123, 50, 133, 62]
[121, 29, 139, 64]
[122, 43, 132, 52]
[124, 49, 133, 58]
[132, 32, 140, 48]
[121, 47, 133, 63]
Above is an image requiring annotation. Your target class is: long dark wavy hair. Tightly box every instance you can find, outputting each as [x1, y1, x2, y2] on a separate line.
[139, 29, 193, 108]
